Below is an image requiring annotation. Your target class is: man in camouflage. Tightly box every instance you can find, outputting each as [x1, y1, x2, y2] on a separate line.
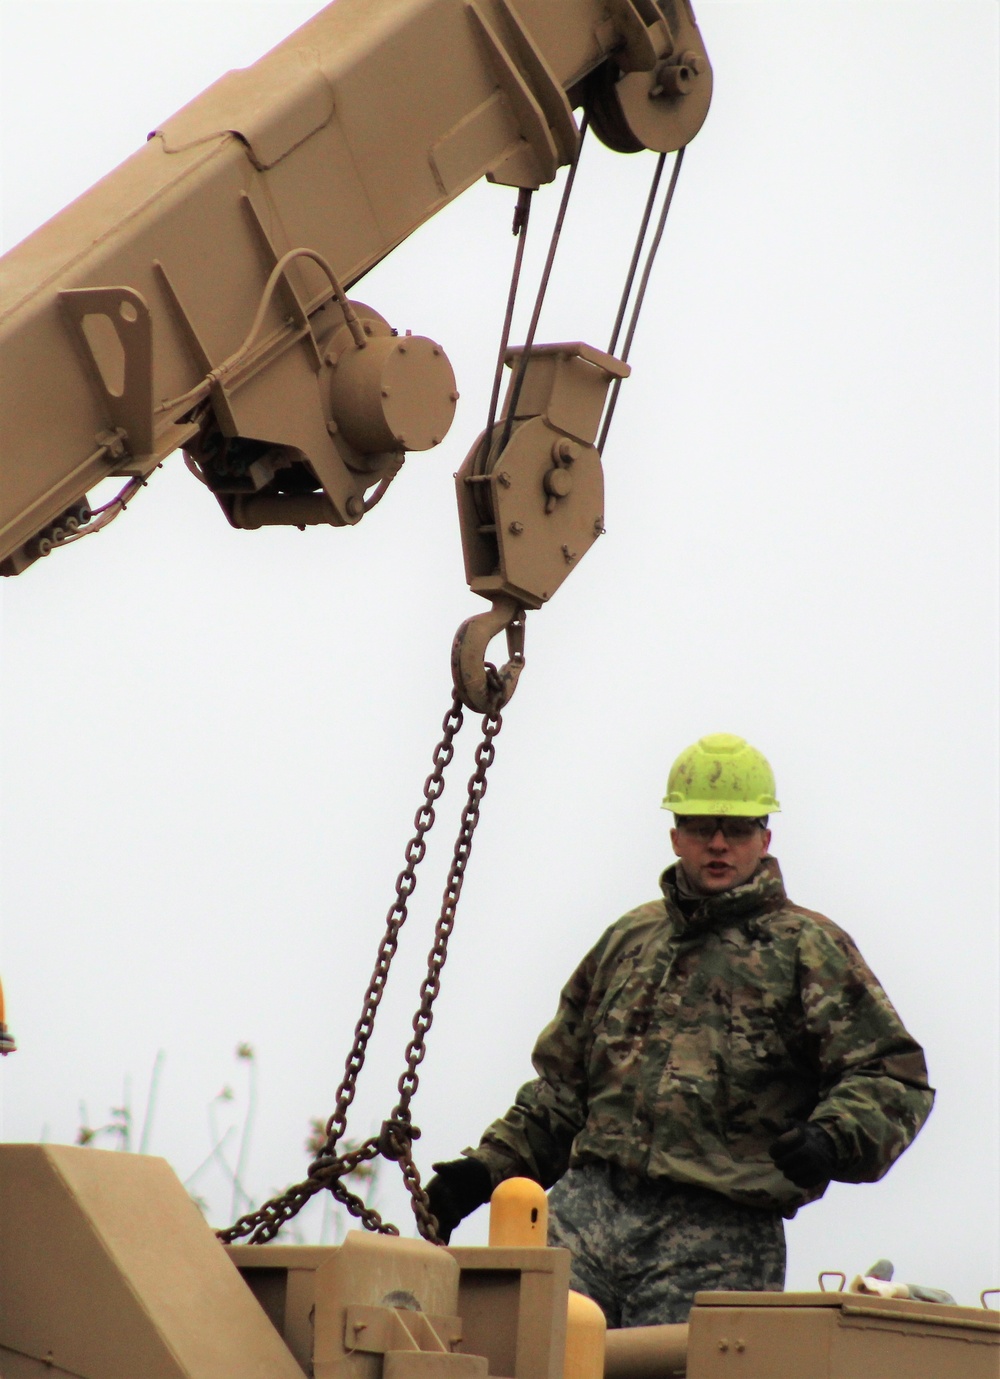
[426, 734, 934, 1327]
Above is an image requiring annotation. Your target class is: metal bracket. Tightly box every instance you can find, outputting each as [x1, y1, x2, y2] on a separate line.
[59, 287, 153, 457]
[608, 0, 670, 71]
[153, 260, 240, 438]
[493, 0, 579, 164]
[466, 2, 561, 186]
[344, 1303, 463, 1355]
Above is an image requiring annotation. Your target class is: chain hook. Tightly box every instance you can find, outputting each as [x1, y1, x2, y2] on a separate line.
[451, 595, 526, 712]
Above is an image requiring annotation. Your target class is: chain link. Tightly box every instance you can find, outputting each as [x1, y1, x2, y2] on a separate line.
[218, 690, 503, 1246]
[388, 703, 503, 1240]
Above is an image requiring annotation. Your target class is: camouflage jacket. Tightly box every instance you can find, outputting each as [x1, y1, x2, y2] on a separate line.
[470, 858, 933, 1214]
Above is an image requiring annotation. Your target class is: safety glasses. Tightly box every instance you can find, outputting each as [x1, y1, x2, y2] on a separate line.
[675, 816, 766, 842]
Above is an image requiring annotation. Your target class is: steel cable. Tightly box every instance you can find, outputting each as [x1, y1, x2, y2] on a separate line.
[598, 145, 685, 455]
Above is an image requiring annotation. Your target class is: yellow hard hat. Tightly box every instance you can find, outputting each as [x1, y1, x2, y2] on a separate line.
[662, 733, 780, 817]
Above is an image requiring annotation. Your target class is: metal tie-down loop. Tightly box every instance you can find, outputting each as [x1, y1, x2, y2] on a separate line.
[451, 595, 526, 712]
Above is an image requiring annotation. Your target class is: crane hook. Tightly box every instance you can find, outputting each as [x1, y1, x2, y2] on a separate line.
[451, 595, 526, 712]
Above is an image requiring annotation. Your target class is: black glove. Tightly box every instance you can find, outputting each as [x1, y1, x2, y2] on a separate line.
[769, 1122, 839, 1188]
[425, 1157, 493, 1244]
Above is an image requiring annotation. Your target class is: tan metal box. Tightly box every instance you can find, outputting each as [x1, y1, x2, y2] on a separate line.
[687, 1290, 999, 1379]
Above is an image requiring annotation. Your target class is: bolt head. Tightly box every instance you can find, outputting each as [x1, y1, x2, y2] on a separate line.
[346, 495, 364, 518]
[652, 53, 700, 98]
[553, 437, 580, 464]
[544, 467, 573, 499]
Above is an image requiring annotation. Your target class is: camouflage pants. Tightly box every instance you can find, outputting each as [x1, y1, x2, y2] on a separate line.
[547, 1162, 785, 1327]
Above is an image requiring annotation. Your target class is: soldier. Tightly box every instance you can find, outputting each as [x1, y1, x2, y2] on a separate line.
[426, 733, 934, 1326]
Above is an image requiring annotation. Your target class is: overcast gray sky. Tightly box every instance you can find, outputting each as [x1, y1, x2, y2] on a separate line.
[1, 0, 997, 1306]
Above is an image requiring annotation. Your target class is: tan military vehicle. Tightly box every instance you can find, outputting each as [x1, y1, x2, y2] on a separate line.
[0, 2, 996, 1376]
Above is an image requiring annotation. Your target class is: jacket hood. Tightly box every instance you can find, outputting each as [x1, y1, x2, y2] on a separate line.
[660, 855, 787, 936]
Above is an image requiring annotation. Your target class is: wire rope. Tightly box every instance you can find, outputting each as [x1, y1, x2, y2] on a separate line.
[607, 152, 667, 358]
[499, 113, 590, 452]
[478, 187, 534, 465]
[598, 145, 685, 455]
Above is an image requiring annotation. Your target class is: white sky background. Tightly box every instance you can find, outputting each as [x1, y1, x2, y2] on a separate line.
[0, 0, 997, 1307]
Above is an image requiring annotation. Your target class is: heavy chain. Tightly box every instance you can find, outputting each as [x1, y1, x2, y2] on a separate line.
[219, 691, 503, 1246]
[384, 703, 503, 1240]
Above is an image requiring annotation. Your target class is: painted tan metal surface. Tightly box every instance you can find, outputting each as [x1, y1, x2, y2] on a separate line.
[447, 1245, 571, 1379]
[311, 1232, 476, 1379]
[603, 1323, 689, 1378]
[229, 1234, 572, 1379]
[0, 1124, 989, 1379]
[0, 0, 712, 575]
[686, 1290, 1000, 1379]
[0, 1143, 305, 1379]
[227, 1243, 340, 1373]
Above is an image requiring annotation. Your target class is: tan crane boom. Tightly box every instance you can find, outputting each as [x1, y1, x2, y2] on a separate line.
[0, 0, 711, 578]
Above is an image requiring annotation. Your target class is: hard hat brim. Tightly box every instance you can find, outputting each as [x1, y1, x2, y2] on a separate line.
[661, 797, 780, 816]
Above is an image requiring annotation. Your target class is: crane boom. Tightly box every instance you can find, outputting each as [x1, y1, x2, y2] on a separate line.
[0, 0, 710, 576]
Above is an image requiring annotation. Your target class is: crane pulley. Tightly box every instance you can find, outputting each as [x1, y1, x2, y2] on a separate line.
[451, 137, 685, 714]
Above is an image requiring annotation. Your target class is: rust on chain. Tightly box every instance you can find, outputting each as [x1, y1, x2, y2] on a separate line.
[218, 693, 504, 1247]
[451, 595, 525, 712]
[388, 702, 503, 1241]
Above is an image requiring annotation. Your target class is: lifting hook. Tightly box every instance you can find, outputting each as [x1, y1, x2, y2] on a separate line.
[451, 595, 526, 712]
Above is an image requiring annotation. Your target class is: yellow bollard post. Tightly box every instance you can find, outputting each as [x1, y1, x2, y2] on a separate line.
[564, 1290, 607, 1379]
[487, 1178, 606, 1379]
[489, 1176, 548, 1247]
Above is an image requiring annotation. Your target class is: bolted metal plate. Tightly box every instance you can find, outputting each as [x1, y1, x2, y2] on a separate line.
[379, 336, 457, 451]
[487, 417, 603, 608]
[327, 323, 457, 456]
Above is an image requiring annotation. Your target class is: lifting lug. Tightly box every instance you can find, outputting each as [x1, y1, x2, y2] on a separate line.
[451, 595, 526, 712]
